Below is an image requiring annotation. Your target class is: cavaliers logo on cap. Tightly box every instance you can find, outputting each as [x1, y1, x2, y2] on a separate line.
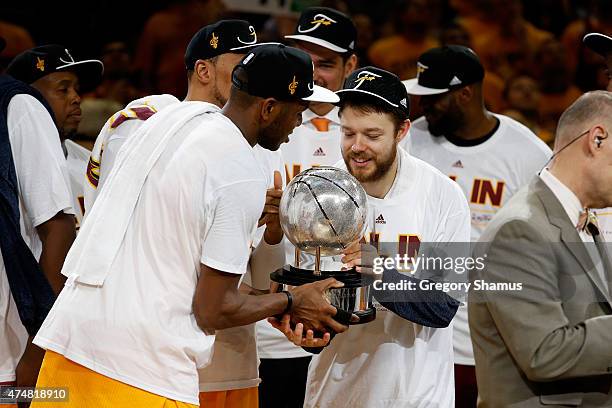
[353, 70, 381, 89]
[416, 62, 428, 77]
[35, 57, 45, 72]
[210, 32, 219, 49]
[297, 14, 337, 33]
[237, 26, 257, 45]
[289, 76, 298, 95]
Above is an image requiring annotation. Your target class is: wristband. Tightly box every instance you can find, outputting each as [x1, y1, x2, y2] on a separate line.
[281, 290, 293, 314]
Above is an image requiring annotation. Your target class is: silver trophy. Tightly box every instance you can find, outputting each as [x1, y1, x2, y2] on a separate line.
[271, 167, 376, 324]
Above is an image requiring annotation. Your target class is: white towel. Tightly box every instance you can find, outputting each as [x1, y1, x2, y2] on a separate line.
[63, 101, 220, 286]
[84, 94, 179, 213]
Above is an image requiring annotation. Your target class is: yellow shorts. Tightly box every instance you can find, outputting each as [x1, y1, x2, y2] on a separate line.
[30, 351, 197, 408]
[199, 387, 258, 408]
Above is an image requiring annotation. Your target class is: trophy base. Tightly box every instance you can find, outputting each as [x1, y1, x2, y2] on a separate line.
[270, 265, 376, 325]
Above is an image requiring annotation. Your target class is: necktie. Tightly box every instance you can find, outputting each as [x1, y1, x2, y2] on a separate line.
[579, 209, 612, 295]
[311, 117, 331, 132]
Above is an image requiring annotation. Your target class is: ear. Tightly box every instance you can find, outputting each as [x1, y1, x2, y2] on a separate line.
[194, 59, 214, 85]
[260, 98, 279, 124]
[457, 85, 474, 103]
[588, 125, 607, 156]
[343, 54, 358, 79]
[396, 119, 411, 143]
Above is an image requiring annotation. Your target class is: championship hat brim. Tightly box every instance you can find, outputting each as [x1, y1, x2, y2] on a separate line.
[285, 34, 348, 53]
[402, 78, 449, 96]
[303, 84, 340, 103]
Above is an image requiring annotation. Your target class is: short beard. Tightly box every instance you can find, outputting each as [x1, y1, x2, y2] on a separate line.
[427, 105, 465, 137]
[212, 79, 227, 108]
[344, 146, 397, 183]
[60, 126, 77, 141]
[258, 106, 287, 151]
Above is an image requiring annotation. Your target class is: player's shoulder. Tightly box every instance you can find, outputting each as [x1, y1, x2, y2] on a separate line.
[402, 147, 467, 208]
[496, 114, 551, 155]
[8, 93, 49, 118]
[403, 147, 465, 202]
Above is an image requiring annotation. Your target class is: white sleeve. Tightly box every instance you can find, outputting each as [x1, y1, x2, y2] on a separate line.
[7, 94, 75, 227]
[99, 134, 127, 190]
[200, 181, 264, 275]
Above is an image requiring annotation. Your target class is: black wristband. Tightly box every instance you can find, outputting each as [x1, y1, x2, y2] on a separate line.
[281, 290, 293, 314]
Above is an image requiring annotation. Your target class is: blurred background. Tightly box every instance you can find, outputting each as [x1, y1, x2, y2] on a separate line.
[2, 0, 609, 146]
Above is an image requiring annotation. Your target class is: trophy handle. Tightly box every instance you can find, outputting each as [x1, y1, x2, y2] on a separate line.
[314, 246, 321, 276]
[294, 247, 301, 268]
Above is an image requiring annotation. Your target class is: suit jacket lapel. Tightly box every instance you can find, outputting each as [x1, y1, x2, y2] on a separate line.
[533, 177, 612, 305]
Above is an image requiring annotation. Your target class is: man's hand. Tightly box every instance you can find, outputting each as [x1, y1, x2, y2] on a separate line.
[15, 338, 45, 388]
[268, 314, 332, 348]
[289, 278, 350, 333]
[258, 171, 283, 245]
[341, 238, 376, 274]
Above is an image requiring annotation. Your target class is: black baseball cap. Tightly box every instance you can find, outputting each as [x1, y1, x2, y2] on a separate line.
[185, 19, 263, 69]
[404, 45, 485, 96]
[285, 7, 356, 54]
[231, 44, 338, 103]
[336, 66, 409, 115]
[6, 45, 103, 91]
[583, 33, 612, 57]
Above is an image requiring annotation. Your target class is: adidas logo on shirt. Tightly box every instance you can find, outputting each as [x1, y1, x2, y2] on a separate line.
[313, 147, 326, 157]
[375, 214, 386, 224]
[452, 160, 464, 168]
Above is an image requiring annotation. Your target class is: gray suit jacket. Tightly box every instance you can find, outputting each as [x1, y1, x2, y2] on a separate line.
[469, 176, 612, 407]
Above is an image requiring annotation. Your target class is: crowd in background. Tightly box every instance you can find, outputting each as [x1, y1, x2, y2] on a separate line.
[1, 0, 610, 147]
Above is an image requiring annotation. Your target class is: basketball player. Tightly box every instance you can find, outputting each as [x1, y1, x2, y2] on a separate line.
[303, 66, 470, 407]
[6, 45, 104, 227]
[402, 45, 551, 406]
[257, 8, 357, 407]
[84, 21, 287, 407]
[30, 44, 342, 408]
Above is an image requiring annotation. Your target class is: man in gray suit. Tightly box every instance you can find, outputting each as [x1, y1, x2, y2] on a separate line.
[469, 91, 612, 407]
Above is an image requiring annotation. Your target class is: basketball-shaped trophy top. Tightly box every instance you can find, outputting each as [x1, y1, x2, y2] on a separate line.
[280, 166, 368, 256]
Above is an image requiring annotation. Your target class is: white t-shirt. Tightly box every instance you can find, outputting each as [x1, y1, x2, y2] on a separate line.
[401, 114, 552, 365]
[63, 139, 90, 228]
[33, 107, 268, 405]
[258, 107, 344, 359]
[198, 144, 286, 392]
[0, 94, 74, 382]
[304, 147, 471, 408]
[84, 94, 180, 214]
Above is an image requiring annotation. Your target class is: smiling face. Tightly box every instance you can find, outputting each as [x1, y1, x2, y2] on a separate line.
[32, 71, 82, 139]
[340, 106, 402, 183]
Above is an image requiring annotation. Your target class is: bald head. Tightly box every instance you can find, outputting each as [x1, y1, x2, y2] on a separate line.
[554, 91, 612, 152]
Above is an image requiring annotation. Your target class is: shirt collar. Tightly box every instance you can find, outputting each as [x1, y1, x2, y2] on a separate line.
[539, 168, 584, 227]
[302, 106, 341, 126]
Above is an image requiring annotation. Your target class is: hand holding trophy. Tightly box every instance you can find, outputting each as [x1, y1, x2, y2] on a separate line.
[270, 166, 376, 349]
